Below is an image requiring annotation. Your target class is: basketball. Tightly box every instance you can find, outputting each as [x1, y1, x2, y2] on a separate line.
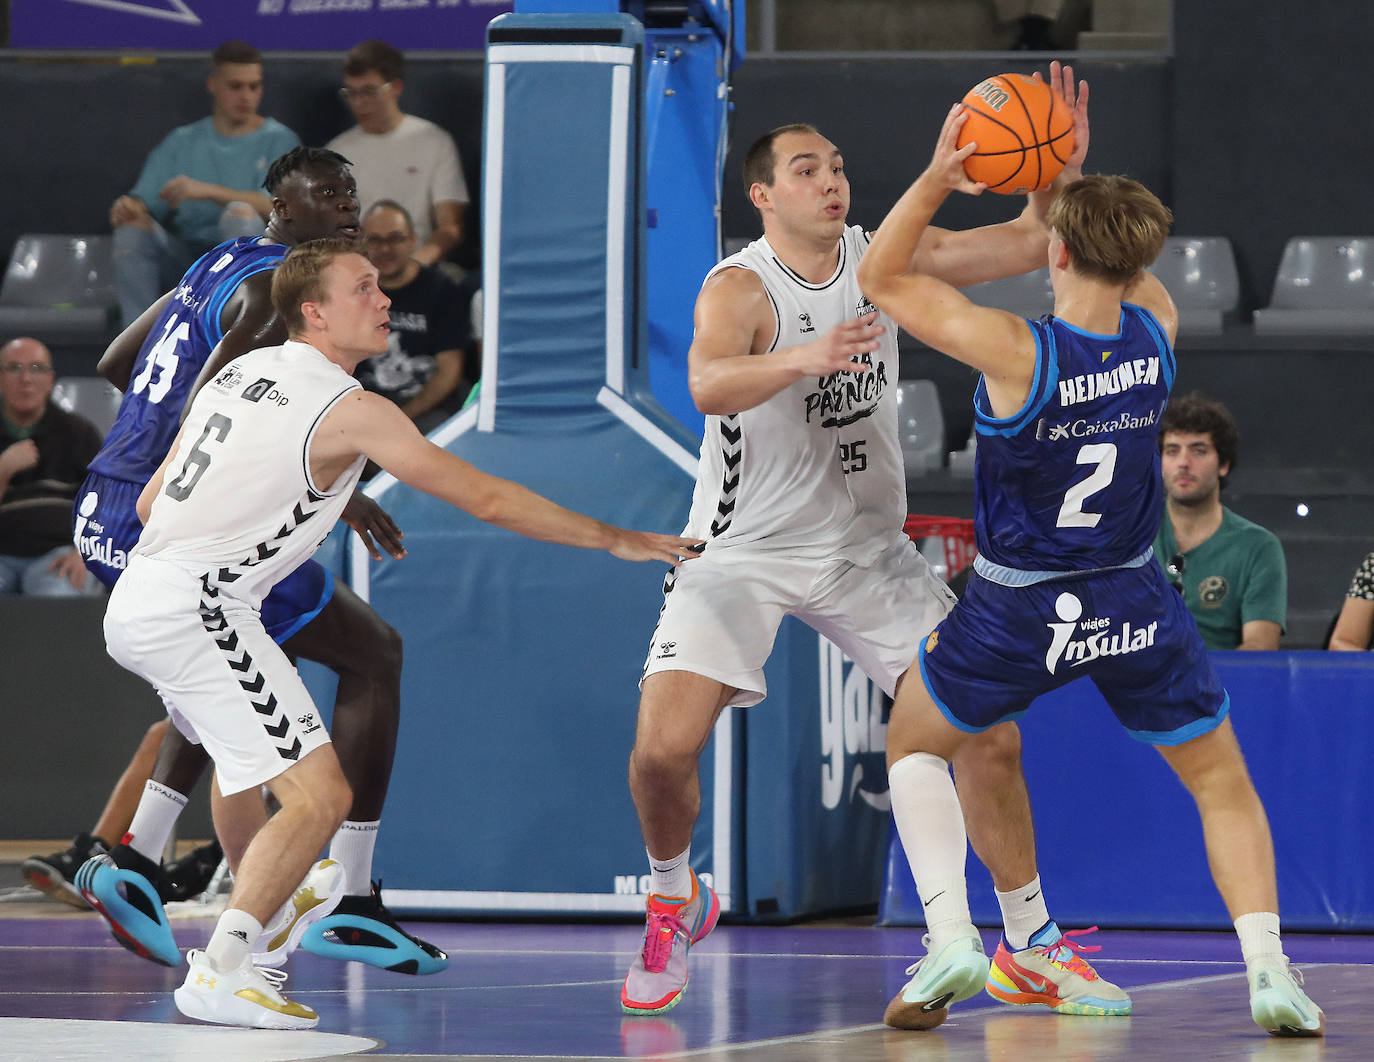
[957, 73, 1075, 195]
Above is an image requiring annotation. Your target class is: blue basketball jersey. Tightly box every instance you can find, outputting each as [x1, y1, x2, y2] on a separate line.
[88, 237, 287, 485]
[972, 303, 1176, 577]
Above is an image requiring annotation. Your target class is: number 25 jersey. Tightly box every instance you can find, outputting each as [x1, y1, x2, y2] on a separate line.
[88, 237, 287, 486]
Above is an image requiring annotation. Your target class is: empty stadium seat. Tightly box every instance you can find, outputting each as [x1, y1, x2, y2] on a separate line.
[52, 375, 121, 438]
[1147, 236, 1239, 334]
[0, 234, 117, 342]
[1253, 236, 1374, 334]
[896, 378, 944, 473]
[962, 266, 1054, 319]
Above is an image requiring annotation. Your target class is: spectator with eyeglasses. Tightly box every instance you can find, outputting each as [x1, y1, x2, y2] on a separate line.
[327, 39, 468, 271]
[0, 337, 103, 595]
[1152, 392, 1286, 650]
[355, 200, 475, 433]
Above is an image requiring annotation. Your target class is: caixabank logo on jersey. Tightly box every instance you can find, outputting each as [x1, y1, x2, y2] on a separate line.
[818, 638, 890, 813]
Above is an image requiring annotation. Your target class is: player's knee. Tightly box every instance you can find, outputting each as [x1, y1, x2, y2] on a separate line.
[630, 740, 698, 787]
[956, 721, 1023, 777]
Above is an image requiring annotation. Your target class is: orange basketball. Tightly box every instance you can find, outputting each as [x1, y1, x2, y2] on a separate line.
[957, 73, 1075, 195]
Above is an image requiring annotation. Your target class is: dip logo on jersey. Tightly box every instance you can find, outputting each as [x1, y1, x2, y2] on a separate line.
[1057, 356, 1160, 407]
[241, 378, 289, 407]
[72, 489, 128, 572]
[819, 637, 890, 813]
[1038, 406, 1159, 442]
[1045, 591, 1158, 675]
[213, 364, 245, 393]
[1198, 575, 1229, 608]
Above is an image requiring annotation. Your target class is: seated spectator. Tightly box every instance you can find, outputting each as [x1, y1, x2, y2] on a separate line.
[1152, 392, 1286, 650]
[1328, 552, 1374, 650]
[358, 200, 474, 432]
[994, 0, 1064, 49]
[110, 41, 299, 328]
[0, 337, 103, 596]
[328, 40, 468, 269]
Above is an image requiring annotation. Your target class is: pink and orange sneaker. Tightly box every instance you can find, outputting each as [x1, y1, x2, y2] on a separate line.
[985, 923, 1131, 1016]
[621, 870, 720, 1015]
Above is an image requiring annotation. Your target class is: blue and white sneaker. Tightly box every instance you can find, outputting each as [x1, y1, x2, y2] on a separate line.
[75, 851, 180, 967]
[1250, 960, 1325, 1037]
[299, 879, 448, 975]
[884, 932, 990, 1030]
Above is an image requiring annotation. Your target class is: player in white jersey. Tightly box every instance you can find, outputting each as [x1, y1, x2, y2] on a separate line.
[105, 239, 703, 1031]
[621, 65, 1129, 1027]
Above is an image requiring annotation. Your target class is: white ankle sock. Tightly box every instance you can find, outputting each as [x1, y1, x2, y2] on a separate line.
[124, 781, 188, 862]
[648, 846, 692, 900]
[205, 907, 263, 972]
[329, 820, 380, 897]
[1235, 911, 1285, 973]
[889, 752, 975, 950]
[996, 875, 1050, 950]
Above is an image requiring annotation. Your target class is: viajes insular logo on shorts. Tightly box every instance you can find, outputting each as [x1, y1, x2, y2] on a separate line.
[1044, 591, 1158, 675]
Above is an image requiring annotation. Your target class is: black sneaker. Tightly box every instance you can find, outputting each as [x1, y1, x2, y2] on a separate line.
[161, 841, 224, 902]
[21, 832, 109, 908]
[106, 842, 171, 900]
[299, 879, 449, 975]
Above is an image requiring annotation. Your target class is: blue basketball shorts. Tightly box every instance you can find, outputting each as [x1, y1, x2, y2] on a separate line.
[74, 470, 333, 645]
[917, 560, 1229, 745]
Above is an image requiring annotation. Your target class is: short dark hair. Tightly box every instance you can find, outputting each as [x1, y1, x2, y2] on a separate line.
[262, 147, 352, 193]
[271, 238, 364, 336]
[1159, 391, 1240, 487]
[363, 199, 414, 233]
[742, 123, 820, 196]
[211, 41, 262, 67]
[344, 39, 405, 82]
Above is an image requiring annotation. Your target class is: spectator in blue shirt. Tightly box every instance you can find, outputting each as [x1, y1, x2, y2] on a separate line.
[109, 40, 300, 328]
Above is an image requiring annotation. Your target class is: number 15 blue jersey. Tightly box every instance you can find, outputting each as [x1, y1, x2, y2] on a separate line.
[972, 304, 1176, 577]
[88, 237, 287, 486]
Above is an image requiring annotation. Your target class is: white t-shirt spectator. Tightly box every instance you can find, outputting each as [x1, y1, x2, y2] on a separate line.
[327, 115, 469, 244]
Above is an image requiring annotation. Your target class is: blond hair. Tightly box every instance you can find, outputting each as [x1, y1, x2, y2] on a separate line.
[270, 238, 363, 335]
[1047, 175, 1172, 284]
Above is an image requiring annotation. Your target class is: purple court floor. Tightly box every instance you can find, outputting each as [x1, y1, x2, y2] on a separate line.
[1, 911, 1368, 1060]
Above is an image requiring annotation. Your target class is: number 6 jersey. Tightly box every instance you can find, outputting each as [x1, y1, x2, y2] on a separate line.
[135, 341, 365, 610]
[89, 237, 287, 486]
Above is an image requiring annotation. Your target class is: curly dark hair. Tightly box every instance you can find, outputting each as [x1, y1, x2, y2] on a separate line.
[262, 147, 352, 193]
[1159, 391, 1240, 488]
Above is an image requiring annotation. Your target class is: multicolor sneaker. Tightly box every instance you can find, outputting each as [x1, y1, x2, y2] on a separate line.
[621, 870, 721, 1015]
[884, 932, 990, 1030]
[74, 849, 180, 967]
[985, 923, 1131, 1016]
[299, 879, 448, 975]
[21, 833, 109, 908]
[1249, 959, 1325, 1037]
[173, 948, 318, 1030]
[253, 859, 346, 966]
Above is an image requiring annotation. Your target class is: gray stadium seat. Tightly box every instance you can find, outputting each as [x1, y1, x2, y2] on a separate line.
[1253, 236, 1374, 334]
[896, 378, 944, 473]
[0, 234, 117, 342]
[962, 266, 1054, 319]
[52, 375, 121, 438]
[1147, 236, 1239, 334]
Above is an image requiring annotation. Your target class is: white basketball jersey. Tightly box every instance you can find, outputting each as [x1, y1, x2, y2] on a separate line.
[136, 340, 366, 607]
[686, 226, 906, 565]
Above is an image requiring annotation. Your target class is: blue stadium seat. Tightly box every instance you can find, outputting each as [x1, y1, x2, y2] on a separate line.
[962, 266, 1054, 319]
[0, 234, 117, 342]
[1147, 235, 1239, 334]
[1253, 236, 1374, 334]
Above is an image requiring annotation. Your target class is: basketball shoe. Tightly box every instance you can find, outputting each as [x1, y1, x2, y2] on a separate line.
[884, 932, 990, 1030]
[253, 859, 346, 965]
[621, 870, 721, 1015]
[74, 846, 179, 967]
[1249, 959, 1325, 1037]
[21, 833, 109, 908]
[174, 948, 318, 1030]
[161, 840, 224, 902]
[985, 922, 1131, 1016]
[299, 879, 449, 975]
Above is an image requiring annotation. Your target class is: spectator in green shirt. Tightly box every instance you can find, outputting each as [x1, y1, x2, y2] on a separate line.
[1153, 392, 1287, 650]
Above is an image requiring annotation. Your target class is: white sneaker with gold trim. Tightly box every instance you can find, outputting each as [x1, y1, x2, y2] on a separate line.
[173, 948, 318, 1029]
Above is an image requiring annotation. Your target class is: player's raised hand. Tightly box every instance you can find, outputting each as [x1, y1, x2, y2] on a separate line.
[607, 530, 707, 566]
[789, 312, 885, 377]
[925, 102, 987, 196]
[1035, 61, 1089, 176]
[342, 490, 407, 561]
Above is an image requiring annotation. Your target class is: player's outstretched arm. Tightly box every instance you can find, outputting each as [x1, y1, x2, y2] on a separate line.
[688, 267, 879, 416]
[316, 391, 703, 565]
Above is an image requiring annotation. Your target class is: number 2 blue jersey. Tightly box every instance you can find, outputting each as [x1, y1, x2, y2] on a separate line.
[88, 237, 287, 486]
[972, 303, 1176, 577]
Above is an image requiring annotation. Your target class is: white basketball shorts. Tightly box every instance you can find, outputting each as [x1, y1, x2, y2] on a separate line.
[105, 555, 332, 796]
[641, 535, 956, 708]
